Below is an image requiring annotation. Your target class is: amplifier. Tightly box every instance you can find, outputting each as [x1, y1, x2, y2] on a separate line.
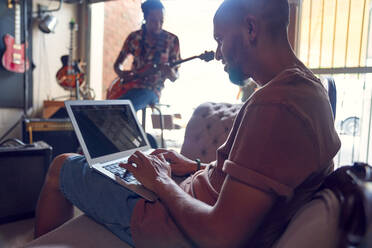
[22, 118, 80, 159]
[0, 141, 52, 223]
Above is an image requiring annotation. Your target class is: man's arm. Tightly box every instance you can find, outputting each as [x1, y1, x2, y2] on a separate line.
[113, 35, 133, 78]
[156, 175, 274, 247]
[122, 152, 274, 248]
[160, 65, 178, 82]
[163, 35, 181, 82]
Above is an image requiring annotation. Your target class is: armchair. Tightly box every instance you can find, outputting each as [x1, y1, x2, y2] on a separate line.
[180, 102, 242, 163]
[274, 162, 372, 248]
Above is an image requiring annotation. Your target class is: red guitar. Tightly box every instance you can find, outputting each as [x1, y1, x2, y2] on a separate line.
[106, 51, 215, 100]
[1, 0, 30, 73]
[56, 19, 85, 89]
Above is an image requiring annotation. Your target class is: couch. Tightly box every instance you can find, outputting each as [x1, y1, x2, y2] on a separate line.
[24, 101, 371, 248]
[24, 162, 372, 248]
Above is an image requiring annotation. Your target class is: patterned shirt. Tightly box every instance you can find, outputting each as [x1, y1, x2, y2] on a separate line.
[121, 29, 181, 97]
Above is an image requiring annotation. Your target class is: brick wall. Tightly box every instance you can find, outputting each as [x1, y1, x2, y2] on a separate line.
[102, 0, 141, 97]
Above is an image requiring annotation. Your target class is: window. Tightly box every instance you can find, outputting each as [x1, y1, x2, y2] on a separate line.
[297, 0, 372, 167]
[160, 0, 241, 122]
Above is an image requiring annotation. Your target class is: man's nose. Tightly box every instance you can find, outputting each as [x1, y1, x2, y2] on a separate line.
[215, 47, 222, 61]
[156, 21, 162, 31]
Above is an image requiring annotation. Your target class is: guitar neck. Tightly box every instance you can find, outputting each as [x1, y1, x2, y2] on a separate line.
[68, 29, 73, 66]
[128, 51, 214, 81]
[14, 3, 21, 45]
[170, 55, 199, 67]
[67, 22, 76, 74]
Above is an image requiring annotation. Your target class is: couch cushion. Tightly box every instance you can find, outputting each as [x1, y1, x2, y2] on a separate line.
[23, 215, 132, 248]
[181, 102, 242, 163]
[273, 189, 340, 248]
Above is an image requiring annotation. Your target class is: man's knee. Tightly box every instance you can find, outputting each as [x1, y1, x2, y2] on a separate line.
[45, 153, 76, 188]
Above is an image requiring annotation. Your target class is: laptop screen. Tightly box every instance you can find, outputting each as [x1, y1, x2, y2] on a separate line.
[70, 104, 147, 159]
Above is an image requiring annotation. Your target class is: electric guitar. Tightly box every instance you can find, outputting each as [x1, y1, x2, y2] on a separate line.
[56, 19, 85, 89]
[1, 0, 30, 73]
[106, 51, 215, 100]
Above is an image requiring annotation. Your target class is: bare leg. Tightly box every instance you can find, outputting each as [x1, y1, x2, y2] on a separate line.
[34, 153, 77, 238]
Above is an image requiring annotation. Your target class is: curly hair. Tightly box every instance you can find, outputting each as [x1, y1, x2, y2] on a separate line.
[141, 0, 164, 20]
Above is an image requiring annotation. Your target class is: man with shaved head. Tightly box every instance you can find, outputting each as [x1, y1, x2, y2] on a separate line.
[35, 0, 340, 247]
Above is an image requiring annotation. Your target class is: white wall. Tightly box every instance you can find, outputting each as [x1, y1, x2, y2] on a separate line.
[32, 0, 78, 113]
[0, 0, 78, 140]
[87, 3, 104, 100]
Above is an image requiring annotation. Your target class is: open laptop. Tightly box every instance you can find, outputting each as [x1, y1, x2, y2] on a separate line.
[64, 100, 157, 202]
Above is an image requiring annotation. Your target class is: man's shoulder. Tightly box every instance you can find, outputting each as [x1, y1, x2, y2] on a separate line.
[247, 66, 336, 134]
[252, 66, 323, 102]
[162, 30, 179, 40]
[128, 29, 143, 40]
[245, 66, 331, 125]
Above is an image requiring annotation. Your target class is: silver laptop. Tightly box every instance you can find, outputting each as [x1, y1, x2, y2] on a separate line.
[65, 100, 157, 202]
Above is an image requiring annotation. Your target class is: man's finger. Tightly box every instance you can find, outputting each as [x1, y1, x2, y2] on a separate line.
[151, 149, 168, 155]
[161, 151, 176, 161]
[119, 162, 136, 173]
[157, 153, 166, 163]
[127, 153, 142, 167]
[134, 150, 150, 162]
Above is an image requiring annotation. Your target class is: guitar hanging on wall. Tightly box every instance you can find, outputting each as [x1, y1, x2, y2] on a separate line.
[1, 0, 30, 73]
[56, 19, 85, 89]
[106, 51, 215, 100]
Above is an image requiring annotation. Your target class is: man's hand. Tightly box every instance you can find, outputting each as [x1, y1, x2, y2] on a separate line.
[119, 151, 171, 193]
[159, 64, 178, 82]
[152, 149, 198, 176]
[118, 70, 136, 81]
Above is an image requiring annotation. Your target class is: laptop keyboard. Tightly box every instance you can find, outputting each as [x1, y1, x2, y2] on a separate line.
[103, 163, 137, 183]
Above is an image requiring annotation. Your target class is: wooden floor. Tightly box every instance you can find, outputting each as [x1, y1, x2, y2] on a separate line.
[0, 217, 34, 248]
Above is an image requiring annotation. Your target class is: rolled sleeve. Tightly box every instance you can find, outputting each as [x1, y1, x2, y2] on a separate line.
[121, 32, 136, 56]
[169, 36, 181, 70]
[223, 159, 293, 197]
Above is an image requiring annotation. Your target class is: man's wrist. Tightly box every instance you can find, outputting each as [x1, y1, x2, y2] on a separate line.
[195, 158, 201, 172]
[153, 175, 177, 196]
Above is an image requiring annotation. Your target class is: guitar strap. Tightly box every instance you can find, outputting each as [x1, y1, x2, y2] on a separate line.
[140, 24, 147, 60]
[153, 32, 167, 64]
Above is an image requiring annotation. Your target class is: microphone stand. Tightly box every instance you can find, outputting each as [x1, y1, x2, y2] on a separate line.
[74, 22, 80, 100]
[75, 73, 80, 100]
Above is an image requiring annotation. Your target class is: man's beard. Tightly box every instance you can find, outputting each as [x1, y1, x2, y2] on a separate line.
[226, 35, 247, 86]
[228, 66, 246, 86]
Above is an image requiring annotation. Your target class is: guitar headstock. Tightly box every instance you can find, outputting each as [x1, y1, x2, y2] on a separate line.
[9, 0, 20, 8]
[199, 51, 215, 62]
[69, 19, 78, 31]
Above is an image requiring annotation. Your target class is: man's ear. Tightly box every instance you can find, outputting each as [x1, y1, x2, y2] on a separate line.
[244, 15, 258, 43]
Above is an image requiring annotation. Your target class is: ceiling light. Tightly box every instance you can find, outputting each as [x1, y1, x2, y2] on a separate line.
[38, 14, 58, 33]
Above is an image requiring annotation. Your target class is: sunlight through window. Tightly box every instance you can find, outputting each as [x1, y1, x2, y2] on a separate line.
[160, 0, 241, 121]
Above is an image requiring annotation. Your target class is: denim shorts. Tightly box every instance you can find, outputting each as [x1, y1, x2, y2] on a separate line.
[119, 88, 159, 111]
[60, 155, 141, 246]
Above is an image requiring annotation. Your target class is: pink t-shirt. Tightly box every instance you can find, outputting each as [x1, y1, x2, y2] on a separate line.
[130, 66, 341, 247]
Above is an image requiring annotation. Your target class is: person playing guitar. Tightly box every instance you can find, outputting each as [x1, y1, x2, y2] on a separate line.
[111, 0, 181, 111]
